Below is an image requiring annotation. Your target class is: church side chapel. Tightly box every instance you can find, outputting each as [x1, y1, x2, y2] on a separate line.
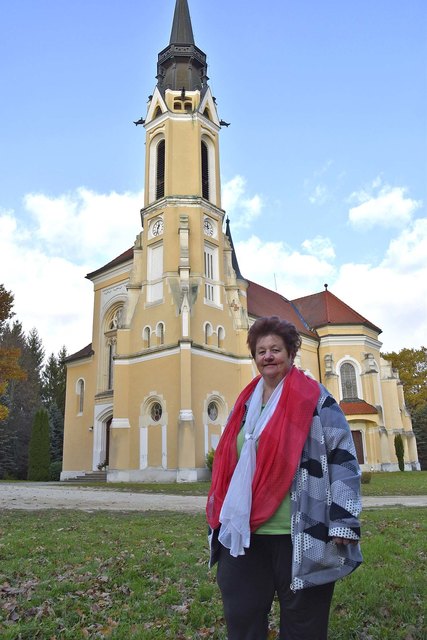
[61, 0, 419, 482]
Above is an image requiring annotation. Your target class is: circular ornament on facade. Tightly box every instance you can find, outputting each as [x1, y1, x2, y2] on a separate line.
[150, 402, 163, 422]
[203, 218, 214, 236]
[152, 218, 164, 237]
[207, 401, 218, 421]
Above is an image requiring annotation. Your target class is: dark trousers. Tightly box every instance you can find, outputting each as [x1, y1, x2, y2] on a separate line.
[216, 534, 335, 640]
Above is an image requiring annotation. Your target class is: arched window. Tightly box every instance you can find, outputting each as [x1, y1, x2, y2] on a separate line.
[107, 339, 116, 390]
[201, 140, 209, 200]
[77, 379, 85, 414]
[217, 326, 224, 349]
[156, 322, 165, 346]
[204, 322, 213, 345]
[156, 140, 165, 200]
[341, 362, 358, 400]
[153, 106, 162, 119]
[143, 326, 151, 349]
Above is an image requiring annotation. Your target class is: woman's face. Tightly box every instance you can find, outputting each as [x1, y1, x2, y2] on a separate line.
[254, 334, 293, 386]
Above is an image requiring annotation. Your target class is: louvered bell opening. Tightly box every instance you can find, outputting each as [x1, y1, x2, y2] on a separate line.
[201, 141, 209, 200]
[156, 140, 165, 200]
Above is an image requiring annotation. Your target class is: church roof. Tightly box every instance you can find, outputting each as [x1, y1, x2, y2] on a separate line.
[65, 343, 94, 363]
[170, 0, 195, 45]
[156, 0, 208, 94]
[292, 287, 382, 334]
[339, 400, 378, 415]
[86, 247, 133, 280]
[246, 280, 317, 340]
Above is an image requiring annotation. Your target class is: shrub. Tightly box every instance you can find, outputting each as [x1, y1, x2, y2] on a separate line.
[205, 448, 215, 472]
[394, 433, 405, 472]
[49, 460, 62, 481]
[361, 472, 372, 484]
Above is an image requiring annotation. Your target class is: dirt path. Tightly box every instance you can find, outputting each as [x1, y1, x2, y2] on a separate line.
[1, 482, 426, 512]
[0, 483, 207, 512]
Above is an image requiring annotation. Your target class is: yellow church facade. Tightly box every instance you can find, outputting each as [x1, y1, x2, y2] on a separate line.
[61, 0, 419, 482]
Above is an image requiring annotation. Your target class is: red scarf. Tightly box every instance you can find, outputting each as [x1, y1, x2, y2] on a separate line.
[206, 366, 320, 531]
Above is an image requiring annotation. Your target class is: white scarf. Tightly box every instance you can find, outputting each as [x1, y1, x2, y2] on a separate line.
[218, 377, 284, 557]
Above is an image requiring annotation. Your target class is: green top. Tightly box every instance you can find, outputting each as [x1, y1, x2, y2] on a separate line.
[237, 425, 291, 535]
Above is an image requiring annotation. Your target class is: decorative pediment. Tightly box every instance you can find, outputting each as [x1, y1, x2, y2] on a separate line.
[145, 87, 168, 125]
[199, 88, 220, 127]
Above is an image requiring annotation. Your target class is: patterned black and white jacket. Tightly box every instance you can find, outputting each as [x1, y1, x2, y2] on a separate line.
[209, 383, 363, 591]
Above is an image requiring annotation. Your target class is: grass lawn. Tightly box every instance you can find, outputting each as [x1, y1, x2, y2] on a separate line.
[0, 508, 425, 639]
[53, 470, 427, 497]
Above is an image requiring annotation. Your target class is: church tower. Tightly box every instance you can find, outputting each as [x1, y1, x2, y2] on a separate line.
[62, 0, 252, 482]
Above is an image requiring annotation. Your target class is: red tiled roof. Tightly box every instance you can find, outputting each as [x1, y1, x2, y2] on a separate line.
[247, 280, 317, 339]
[86, 247, 134, 280]
[66, 343, 94, 363]
[292, 289, 381, 334]
[340, 400, 378, 415]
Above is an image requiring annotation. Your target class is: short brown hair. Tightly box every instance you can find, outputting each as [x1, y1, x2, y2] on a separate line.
[247, 316, 302, 359]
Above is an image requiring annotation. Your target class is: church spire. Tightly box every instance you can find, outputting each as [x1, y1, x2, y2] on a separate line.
[169, 0, 194, 45]
[156, 0, 208, 95]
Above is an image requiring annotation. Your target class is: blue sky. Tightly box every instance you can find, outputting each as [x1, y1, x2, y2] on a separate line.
[1, 0, 426, 357]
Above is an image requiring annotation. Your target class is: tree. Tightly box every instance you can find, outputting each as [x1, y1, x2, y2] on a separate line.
[0, 322, 42, 479]
[412, 404, 427, 470]
[0, 285, 26, 421]
[42, 346, 67, 417]
[382, 347, 427, 412]
[42, 346, 67, 466]
[394, 434, 405, 472]
[28, 408, 51, 481]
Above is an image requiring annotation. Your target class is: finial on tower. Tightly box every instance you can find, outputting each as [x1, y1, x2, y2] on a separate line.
[156, 0, 208, 94]
[170, 0, 195, 45]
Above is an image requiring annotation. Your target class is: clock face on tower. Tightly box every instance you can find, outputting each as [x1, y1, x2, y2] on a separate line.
[203, 218, 214, 236]
[152, 218, 164, 237]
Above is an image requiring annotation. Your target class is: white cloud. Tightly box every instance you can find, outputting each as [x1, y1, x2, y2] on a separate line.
[302, 236, 336, 260]
[235, 235, 335, 299]
[24, 187, 144, 263]
[332, 216, 427, 352]
[0, 188, 144, 358]
[348, 179, 421, 229]
[222, 175, 263, 228]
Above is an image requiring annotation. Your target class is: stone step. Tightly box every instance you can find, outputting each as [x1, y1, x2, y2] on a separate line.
[62, 471, 107, 483]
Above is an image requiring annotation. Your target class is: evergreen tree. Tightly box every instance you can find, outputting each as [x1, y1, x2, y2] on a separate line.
[394, 434, 405, 472]
[49, 402, 64, 463]
[0, 322, 42, 478]
[28, 408, 51, 481]
[42, 346, 67, 416]
[42, 346, 67, 467]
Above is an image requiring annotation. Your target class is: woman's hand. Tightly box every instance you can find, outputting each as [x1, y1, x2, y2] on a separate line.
[332, 537, 359, 546]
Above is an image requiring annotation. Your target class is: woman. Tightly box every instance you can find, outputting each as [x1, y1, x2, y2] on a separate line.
[207, 316, 362, 640]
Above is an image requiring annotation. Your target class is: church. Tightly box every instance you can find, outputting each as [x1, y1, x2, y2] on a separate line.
[61, 0, 419, 482]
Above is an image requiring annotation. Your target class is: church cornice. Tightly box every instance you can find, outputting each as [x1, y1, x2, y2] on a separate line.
[140, 196, 225, 223]
[319, 334, 383, 350]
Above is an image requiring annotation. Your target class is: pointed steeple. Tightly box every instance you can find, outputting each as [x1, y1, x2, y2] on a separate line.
[156, 0, 208, 95]
[225, 217, 245, 281]
[169, 0, 194, 45]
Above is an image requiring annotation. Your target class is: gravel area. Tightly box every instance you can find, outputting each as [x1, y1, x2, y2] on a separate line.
[0, 483, 207, 512]
[0, 483, 426, 512]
